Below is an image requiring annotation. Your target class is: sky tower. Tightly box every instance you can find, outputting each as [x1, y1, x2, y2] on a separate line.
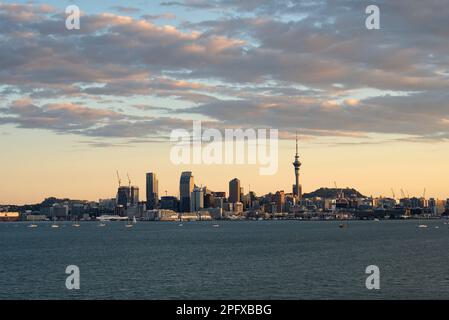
[292, 132, 302, 200]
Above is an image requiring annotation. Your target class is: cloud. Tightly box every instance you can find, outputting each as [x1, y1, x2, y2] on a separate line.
[111, 6, 141, 14]
[0, 1, 448, 145]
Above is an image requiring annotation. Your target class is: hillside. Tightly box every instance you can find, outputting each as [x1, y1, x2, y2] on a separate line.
[302, 187, 366, 199]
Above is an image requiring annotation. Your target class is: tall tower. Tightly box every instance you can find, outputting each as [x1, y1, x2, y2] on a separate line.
[180, 171, 194, 212]
[146, 172, 158, 210]
[229, 178, 241, 203]
[292, 132, 302, 200]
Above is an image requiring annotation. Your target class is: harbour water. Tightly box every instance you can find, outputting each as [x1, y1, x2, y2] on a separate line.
[1, 220, 449, 299]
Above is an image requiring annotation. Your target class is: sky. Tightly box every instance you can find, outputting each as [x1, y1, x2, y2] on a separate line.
[1, 0, 449, 205]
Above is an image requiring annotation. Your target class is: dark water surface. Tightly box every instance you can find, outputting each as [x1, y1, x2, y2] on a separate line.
[1, 220, 449, 299]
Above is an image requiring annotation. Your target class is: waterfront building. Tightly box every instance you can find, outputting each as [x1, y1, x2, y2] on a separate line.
[160, 196, 179, 211]
[0, 212, 20, 222]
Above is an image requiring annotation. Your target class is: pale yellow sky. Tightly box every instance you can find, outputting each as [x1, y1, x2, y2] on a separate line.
[2, 127, 448, 205]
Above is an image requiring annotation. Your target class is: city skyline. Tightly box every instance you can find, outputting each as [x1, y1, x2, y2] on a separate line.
[1, 0, 449, 204]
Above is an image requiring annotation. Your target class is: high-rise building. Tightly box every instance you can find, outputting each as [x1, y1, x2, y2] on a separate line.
[180, 171, 194, 212]
[146, 172, 159, 210]
[190, 186, 204, 212]
[130, 186, 139, 206]
[292, 132, 302, 200]
[229, 178, 241, 203]
[275, 190, 285, 213]
[117, 186, 131, 207]
[160, 196, 179, 211]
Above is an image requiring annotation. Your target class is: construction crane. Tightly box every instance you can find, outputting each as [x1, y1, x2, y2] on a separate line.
[391, 188, 396, 199]
[334, 181, 343, 199]
[423, 188, 426, 199]
[127, 173, 131, 187]
[116, 170, 121, 187]
[400, 189, 406, 199]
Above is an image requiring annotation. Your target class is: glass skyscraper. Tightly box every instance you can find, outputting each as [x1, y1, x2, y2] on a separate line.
[146, 172, 158, 210]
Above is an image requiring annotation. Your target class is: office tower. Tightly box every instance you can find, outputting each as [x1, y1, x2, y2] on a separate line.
[180, 171, 194, 212]
[275, 190, 285, 213]
[292, 132, 302, 200]
[130, 186, 139, 206]
[190, 186, 204, 212]
[146, 172, 159, 210]
[160, 196, 179, 211]
[229, 178, 241, 203]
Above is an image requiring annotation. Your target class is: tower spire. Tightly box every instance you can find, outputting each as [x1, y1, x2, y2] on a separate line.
[296, 131, 298, 156]
[292, 131, 302, 200]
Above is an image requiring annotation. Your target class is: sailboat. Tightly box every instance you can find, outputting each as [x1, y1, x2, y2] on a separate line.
[28, 215, 38, 228]
[125, 217, 134, 228]
[72, 216, 81, 228]
[51, 217, 59, 228]
[417, 213, 428, 228]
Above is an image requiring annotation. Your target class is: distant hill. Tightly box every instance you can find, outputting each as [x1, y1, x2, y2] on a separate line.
[302, 187, 366, 199]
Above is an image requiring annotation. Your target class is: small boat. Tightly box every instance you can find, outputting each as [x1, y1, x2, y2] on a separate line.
[418, 224, 428, 228]
[178, 223, 183, 227]
[98, 223, 106, 227]
[125, 217, 134, 228]
[72, 217, 81, 228]
[28, 216, 38, 228]
[374, 218, 380, 221]
[51, 217, 59, 228]
[212, 224, 220, 228]
[339, 223, 347, 228]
